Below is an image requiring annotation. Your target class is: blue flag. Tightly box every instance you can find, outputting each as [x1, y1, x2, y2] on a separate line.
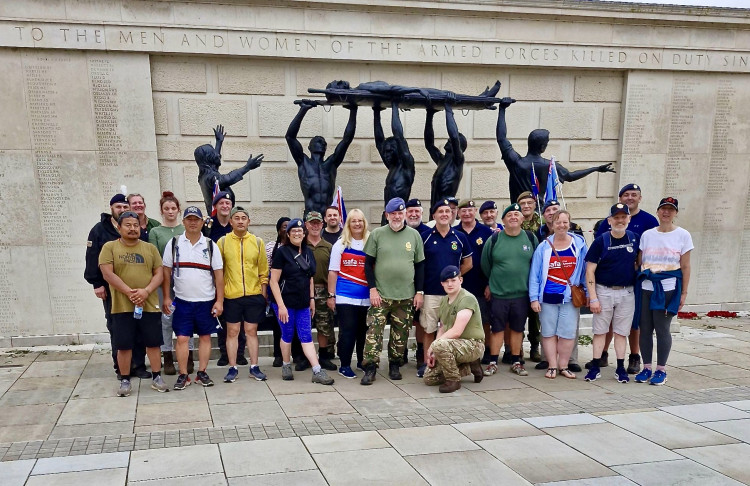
[545, 156, 559, 204]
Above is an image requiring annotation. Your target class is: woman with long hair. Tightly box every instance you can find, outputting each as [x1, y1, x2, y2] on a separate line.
[148, 192, 191, 375]
[269, 219, 334, 385]
[266, 217, 290, 367]
[327, 209, 371, 378]
[529, 210, 588, 379]
[634, 197, 692, 386]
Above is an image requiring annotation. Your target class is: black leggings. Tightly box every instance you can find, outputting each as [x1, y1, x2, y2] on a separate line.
[336, 304, 368, 367]
[638, 290, 675, 367]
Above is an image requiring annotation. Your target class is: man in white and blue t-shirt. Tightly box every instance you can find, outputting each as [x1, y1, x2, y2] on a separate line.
[162, 206, 225, 390]
[584, 203, 639, 384]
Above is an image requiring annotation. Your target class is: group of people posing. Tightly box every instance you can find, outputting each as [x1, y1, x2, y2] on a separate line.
[84, 182, 692, 397]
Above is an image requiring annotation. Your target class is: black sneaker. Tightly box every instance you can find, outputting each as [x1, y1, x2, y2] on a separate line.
[599, 351, 609, 368]
[319, 357, 337, 371]
[272, 356, 283, 368]
[174, 373, 191, 390]
[195, 371, 214, 387]
[236, 354, 249, 366]
[627, 354, 641, 374]
[568, 362, 582, 373]
[295, 357, 311, 371]
[501, 351, 512, 364]
[535, 360, 549, 370]
[217, 355, 229, 367]
[133, 368, 153, 380]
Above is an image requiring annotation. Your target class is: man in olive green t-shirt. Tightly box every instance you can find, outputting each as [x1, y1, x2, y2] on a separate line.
[424, 266, 485, 393]
[360, 198, 425, 385]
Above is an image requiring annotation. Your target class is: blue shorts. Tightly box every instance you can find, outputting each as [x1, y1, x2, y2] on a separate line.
[539, 301, 579, 340]
[172, 298, 221, 337]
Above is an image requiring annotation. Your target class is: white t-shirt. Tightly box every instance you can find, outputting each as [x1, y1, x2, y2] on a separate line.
[163, 234, 224, 301]
[639, 226, 693, 292]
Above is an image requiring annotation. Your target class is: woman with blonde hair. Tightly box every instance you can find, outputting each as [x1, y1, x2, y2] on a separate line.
[327, 209, 371, 378]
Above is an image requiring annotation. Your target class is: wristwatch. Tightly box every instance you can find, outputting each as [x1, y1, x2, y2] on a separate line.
[416, 291, 424, 295]
[327, 293, 336, 299]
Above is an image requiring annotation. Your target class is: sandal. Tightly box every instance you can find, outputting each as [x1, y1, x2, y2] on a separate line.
[560, 368, 576, 379]
[545, 368, 557, 379]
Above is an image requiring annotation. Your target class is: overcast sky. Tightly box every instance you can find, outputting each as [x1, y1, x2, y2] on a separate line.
[595, 0, 749, 8]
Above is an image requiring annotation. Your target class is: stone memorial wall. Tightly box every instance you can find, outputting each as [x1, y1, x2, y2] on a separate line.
[0, 0, 748, 340]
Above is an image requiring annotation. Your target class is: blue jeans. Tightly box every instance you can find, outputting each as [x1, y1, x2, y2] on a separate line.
[540, 301, 579, 340]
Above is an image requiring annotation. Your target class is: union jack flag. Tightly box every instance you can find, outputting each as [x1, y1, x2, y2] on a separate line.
[330, 186, 347, 227]
[211, 178, 220, 217]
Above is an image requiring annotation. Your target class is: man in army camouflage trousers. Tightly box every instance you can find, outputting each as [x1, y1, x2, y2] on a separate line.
[518, 191, 544, 363]
[424, 266, 485, 393]
[360, 197, 425, 385]
[305, 211, 337, 371]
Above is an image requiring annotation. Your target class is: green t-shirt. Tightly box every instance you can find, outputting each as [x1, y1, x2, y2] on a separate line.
[309, 238, 332, 286]
[148, 224, 185, 256]
[480, 230, 537, 299]
[438, 289, 484, 340]
[364, 224, 425, 300]
[99, 239, 162, 314]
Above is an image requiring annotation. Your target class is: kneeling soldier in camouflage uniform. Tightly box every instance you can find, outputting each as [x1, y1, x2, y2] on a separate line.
[361, 198, 425, 385]
[424, 266, 485, 393]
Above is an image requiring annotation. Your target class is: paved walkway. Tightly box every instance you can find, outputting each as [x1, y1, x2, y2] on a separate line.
[2, 317, 750, 485]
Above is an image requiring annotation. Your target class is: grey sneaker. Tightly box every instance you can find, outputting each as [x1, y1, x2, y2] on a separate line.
[312, 369, 334, 385]
[282, 363, 294, 381]
[117, 379, 132, 397]
[151, 375, 170, 393]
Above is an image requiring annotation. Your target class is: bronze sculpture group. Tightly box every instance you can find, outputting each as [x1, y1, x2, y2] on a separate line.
[196, 80, 614, 216]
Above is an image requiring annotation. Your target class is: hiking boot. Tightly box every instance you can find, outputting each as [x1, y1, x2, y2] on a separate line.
[584, 368, 601, 382]
[627, 354, 642, 375]
[162, 351, 176, 376]
[439, 380, 461, 393]
[338, 366, 357, 379]
[195, 371, 214, 387]
[615, 367, 629, 383]
[389, 362, 402, 380]
[295, 357, 311, 371]
[281, 363, 294, 381]
[224, 366, 239, 383]
[568, 362, 582, 373]
[529, 346, 542, 362]
[187, 353, 195, 374]
[470, 360, 484, 383]
[360, 364, 377, 385]
[151, 375, 170, 393]
[585, 358, 599, 370]
[649, 370, 667, 386]
[635, 368, 652, 383]
[319, 357, 337, 371]
[312, 369, 335, 385]
[535, 360, 549, 370]
[484, 363, 498, 376]
[501, 351, 512, 364]
[249, 366, 267, 381]
[117, 379, 132, 397]
[236, 354, 248, 366]
[272, 356, 283, 368]
[174, 373, 191, 390]
[599, 351, 609, 368]
[416, 364, 426, 378]
[510, 363, 528, 376]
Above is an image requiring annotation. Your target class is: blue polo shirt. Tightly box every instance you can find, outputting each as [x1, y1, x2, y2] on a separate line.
[455, 221, 493, 297]
[421, 227, 472, 295]
[416, 222, 431, 234]
[595, 210, 658, 239]
[585, 231, 640, 287]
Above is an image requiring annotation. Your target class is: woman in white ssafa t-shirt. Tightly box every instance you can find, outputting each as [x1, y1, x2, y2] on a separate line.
[635, 197, 693, 386]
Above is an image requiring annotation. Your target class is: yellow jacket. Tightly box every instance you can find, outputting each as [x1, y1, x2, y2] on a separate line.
[217, 231, 268, 299]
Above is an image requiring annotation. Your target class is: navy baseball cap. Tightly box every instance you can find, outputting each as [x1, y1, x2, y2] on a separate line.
[609, 203, 630, 217]
[619, 183, 641, 197]
[212, 190, 232, 206]
[405, 198, 422, 208]
[658, 197, 679, 211]
[183, 206, 203, 219]
[479, 201, 497, 213]
[440, 265, 460, 282]
[385, 197, 406, 213]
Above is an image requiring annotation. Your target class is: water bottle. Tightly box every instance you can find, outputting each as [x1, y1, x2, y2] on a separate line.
[169, 302, 176, 314]
[133, 305, 143, 319]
